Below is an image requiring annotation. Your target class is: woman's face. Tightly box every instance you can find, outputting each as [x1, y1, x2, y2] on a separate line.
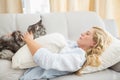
[77, 28, 96, 50]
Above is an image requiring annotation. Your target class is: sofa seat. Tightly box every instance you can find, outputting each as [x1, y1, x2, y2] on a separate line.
[50, 69, 120, 80]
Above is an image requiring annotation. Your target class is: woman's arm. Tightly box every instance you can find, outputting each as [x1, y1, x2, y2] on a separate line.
[21, 32, 42, 56]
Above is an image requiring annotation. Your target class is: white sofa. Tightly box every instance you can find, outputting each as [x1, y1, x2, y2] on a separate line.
[0, 11, 120, 80]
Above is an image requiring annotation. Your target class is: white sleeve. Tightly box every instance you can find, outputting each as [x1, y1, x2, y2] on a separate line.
[33, 48, 86, 72]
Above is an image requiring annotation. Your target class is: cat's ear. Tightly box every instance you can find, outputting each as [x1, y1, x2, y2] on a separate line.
[39, 16, 42, 23]
[37, 20, 42, 25]
[40, 19, 42, 23]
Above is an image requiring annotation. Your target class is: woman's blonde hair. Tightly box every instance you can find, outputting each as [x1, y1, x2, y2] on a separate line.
[76, 26, 112, 75]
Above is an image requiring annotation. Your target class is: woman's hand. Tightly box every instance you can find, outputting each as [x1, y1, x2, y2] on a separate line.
[21, 32, 33, 43]
[21, 31, 42, 56]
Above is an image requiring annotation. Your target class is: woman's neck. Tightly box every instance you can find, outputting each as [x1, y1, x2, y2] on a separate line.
[79, 45, 89, 51]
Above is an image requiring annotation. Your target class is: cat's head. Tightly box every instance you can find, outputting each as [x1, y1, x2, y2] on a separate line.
[27, 20, 46, 39]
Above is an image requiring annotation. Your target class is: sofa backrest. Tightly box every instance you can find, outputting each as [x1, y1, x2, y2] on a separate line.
[0, 14, 41, 36]
[0, 11, 119, 40]
[16, 14, 41, 33]
[103, 19, 119, 38]
[42, 13, 68, 38]
[0, 14, 16, 36]
[66, 11, 106, 40]
[42, 11, 106, 40]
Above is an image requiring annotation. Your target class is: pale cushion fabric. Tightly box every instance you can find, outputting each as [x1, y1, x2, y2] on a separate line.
[0, 59, 25, 80]
[103, 19, 120, 72]
[16, 14, 41, 33]
[50, 69, 120, 80]
[110, 37, 120, 72]
[81, 36, 120, 73]
[12, 33, 67, 69]
[42, 13, 68, 38]
[103, 19, 119, 38]
[66, 11, 106, 40]
[0, 14, 16, 36]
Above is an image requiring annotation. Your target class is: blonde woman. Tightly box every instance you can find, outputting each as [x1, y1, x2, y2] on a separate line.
[20, 27, 112, 80]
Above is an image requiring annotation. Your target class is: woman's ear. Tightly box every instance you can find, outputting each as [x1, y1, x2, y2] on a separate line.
[91, 41, 97, 47]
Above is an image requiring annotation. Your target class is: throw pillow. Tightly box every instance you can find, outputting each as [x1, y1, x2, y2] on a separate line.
[81, 35, 120, 74]
[109, 37, 120, 72]
[12, 33, 67, 69]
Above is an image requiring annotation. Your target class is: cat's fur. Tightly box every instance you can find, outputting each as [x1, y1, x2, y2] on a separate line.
[0, 20, 46, 60]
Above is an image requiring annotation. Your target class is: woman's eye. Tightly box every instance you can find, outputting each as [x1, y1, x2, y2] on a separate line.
[86, 32, 89, 35]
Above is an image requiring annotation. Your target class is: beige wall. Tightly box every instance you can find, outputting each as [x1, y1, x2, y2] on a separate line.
[113, 0, 120, 36]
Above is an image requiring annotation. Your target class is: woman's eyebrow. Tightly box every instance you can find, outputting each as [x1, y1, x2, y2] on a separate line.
[87, 31, 90, 33]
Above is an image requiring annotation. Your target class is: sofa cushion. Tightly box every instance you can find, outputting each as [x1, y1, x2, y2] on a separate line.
[0, 59, 25, 80]
[103, 19, 119, 38]
[42, 13, 68, 38]
[0, 14, 16, 36]
[109, 37, 120, 72]
[103, 19, 120, 72]
[50, 69, 120, 80]
[16, 14, 41, 33]
[66, 11, 106, 40]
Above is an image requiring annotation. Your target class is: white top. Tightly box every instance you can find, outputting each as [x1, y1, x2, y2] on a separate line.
[33, 40, 86, 72]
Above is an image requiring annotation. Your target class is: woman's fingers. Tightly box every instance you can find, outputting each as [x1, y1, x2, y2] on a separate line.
[21, 32, 33, 42]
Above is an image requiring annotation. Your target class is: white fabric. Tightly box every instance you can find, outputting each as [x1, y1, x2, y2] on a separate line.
[42, 13, 68, 38]
[0, 59, 25, 80]
[81, 36, 120, 73]
[0, 14, 16, 36]
[12, 33, 67, 69]
[16, 14, 41, 33]
[103, 19, 119, 38]
[66, 11, 106, 40]
[110, 38, 120, 72]
[51, 69, 120, 80]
